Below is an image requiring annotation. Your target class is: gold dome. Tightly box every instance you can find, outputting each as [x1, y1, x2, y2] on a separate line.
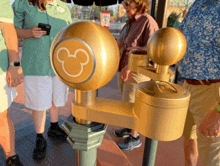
[50, 21, 120, 91]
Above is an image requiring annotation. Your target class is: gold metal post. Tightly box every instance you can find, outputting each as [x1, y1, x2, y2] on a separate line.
[75, 90, 96, 125]
[156, 65, 169, 74]
[127, 51, 149, 72]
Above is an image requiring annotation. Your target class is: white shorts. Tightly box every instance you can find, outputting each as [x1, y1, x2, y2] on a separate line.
[0, 73, 17, 112]
[24, 76, 68, 111]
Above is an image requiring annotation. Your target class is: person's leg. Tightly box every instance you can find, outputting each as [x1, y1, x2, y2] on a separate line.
[117, 72, 150, 151]
[0, 73, 23, 165]
[123, 72, 150, 138]
[184, 138, 198, 166]
[0, 109, 16, 159]
[32, 110, 46, 134]
[114, 73, 132, 138]
[117, 76, 142, 151]
[49, 101, 59, 123]
[131, 130, 138, 138]
[183, 82, 220, 166]
[1, 109, 24, 166]
[25, 76, 51, 135]
[31, 109, 47, 161]
[24, 76, 52, 160]
[182, 98, 199, 166]
[47, 101, 67, 140]
[47, 76, 68, 140]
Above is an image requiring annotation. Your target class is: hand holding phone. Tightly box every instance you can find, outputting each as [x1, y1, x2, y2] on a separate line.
[38, 23, 51, 35]
[32, 26, 47, 39]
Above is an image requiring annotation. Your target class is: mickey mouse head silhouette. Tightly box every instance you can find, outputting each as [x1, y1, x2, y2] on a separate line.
[56, 47, 90, 77]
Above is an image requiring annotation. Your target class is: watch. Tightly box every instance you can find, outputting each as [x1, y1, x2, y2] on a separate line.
[216, 105, 220, 113]
[9, 61, 21, 67]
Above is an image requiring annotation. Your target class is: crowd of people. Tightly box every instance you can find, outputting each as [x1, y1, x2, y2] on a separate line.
[1, 0, 220, 166]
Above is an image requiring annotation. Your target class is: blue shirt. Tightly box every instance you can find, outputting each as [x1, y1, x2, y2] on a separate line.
[177, 0, 220, 80]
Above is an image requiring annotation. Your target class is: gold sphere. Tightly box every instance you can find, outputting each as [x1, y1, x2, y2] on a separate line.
[50, 21, 120, 91]
[147, 27, 187, 66]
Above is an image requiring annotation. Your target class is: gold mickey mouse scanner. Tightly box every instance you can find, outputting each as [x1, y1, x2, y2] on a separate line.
[50, 22, 190, 142]
[50, 21, 120, 91]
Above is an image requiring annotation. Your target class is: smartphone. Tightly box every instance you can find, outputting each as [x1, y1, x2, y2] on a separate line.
[38, 23, 51, 35]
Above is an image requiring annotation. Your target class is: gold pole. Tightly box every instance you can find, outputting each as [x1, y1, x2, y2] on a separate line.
[75, 90, 96, 125]
[156, 65, 169, 74]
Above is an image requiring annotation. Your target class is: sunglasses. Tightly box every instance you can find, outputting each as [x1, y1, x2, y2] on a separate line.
[122, 1, 133, 6]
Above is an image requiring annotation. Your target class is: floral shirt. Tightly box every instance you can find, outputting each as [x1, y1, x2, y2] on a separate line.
[177, 0, 220, 80]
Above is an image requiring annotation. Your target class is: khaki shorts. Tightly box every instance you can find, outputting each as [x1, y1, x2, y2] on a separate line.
[117, 71, 150, 103]
[183, 81, 220, 166]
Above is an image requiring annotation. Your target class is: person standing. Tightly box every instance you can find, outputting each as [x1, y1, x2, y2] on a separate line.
[0, 0, 24, 165]
[12, 0, 72, 161]
[114, 0, 159, 152]
[177, 0, 220, 165]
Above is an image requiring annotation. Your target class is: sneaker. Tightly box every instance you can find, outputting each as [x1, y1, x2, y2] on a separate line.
[114, 128, 131, 138]
[32, 137, 47, 161]
[47, 126, 67, 140]
[6, 155, 23, 166]
[117, 135, 142, 152]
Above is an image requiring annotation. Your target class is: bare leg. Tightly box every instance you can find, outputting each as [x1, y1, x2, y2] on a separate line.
[0, 109, 16, 159]
[131, 130, 138, 138]
[184, 137, 198, 166]
[49, 102, 60, 123]
[32, 110, 46, 134]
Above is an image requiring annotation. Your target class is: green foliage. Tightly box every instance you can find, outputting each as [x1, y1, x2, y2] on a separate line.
[167, 12, 179, 27]
[169, 0, 192, 7]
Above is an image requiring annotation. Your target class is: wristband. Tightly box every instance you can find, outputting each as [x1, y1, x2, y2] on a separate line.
[216, 105, 220, 113]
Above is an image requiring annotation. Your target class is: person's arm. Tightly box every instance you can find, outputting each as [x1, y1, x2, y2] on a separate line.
[15, 27, 46, 39]
[0, 22, 23, 87]
[1, 22, 19, 62]
[15, 27, 32, 39]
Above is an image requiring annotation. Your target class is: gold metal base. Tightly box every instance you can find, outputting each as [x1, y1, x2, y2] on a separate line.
[137, 66, 170, 82]
[74, 90, 97, 125]
[72, 89, 190, 141]
[128, 52, 149, 72]
[72, 98, 136, 129]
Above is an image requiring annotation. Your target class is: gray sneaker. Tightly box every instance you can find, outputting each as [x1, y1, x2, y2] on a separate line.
[117, 135, 142, 152]
[114, 128, 131, 138]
